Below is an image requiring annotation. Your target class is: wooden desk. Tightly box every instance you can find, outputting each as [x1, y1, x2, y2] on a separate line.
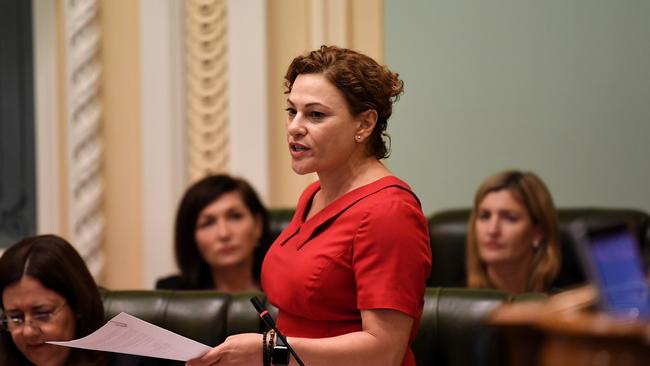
[490, 287, 650, 366]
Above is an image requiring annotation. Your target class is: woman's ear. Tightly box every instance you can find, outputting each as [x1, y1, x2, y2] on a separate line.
[533, 228, 544, 248]
[355, 109, 378, 141]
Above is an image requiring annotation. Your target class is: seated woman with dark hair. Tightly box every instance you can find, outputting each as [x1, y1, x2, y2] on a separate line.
[466, 170, 561, 294]
[0, 234, 143, 366]
[156, 174, 272, 292]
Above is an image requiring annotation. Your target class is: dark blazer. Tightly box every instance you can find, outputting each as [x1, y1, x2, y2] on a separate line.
[155, 274, 213, 290]
[110, 354, 148, 366]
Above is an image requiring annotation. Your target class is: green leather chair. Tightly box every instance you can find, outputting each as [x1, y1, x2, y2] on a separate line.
[100, 290, 273, 366]
[413, 287, 511, 366]
[100, 287, 515, 366]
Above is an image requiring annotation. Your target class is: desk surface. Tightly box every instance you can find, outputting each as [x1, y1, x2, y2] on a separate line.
[489, 286, 650, 366]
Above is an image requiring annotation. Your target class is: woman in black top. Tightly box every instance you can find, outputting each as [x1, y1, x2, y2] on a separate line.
[156, 174, 272, 292]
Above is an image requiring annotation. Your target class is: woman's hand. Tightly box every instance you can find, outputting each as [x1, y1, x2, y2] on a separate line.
[186, 333, 262, 366]
[186, 309, 412, 366]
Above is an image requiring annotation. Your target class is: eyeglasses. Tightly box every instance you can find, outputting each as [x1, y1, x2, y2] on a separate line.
[1, 302, 67, 332]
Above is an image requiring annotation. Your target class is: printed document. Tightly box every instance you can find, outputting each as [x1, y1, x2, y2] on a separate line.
[47, 312, 212, 361]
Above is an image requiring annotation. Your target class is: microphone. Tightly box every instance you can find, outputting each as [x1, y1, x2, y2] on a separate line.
[250, 296, 305, 366]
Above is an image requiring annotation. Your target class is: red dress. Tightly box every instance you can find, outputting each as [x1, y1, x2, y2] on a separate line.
[261, 176, 432, 366]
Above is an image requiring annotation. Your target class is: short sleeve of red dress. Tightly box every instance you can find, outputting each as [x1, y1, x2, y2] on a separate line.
[353, 193, 432, 318]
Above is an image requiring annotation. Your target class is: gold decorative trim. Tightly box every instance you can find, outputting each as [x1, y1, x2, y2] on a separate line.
[185, 0, 229, 181]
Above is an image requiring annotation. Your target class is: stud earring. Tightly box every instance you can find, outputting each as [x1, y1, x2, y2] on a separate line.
[355, 135, 361, 142]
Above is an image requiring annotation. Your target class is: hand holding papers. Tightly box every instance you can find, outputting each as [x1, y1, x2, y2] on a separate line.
[47, 312, 212, 361]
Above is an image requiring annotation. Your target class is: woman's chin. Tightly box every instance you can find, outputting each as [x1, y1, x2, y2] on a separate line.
[25, 344, 70, 366]
[479, 251, 511, 266]
[290, 162, 315, 175]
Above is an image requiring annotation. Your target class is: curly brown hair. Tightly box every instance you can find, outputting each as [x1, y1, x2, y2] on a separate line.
[284, 45, 404, 159]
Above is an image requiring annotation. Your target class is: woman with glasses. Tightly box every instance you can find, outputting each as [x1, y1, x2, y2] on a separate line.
[0, 234, 130, 366]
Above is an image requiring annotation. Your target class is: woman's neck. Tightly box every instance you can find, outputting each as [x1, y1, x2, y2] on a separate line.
[211, 260, 259, 293]
[486, 257, 534, 295]
[316, 158, 390, 207]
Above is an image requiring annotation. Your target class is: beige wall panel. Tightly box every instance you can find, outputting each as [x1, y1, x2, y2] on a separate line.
[34, 0, 62, 235]
[99, 0, 143, 288]
[138, 0, 186, 290]
[350, 0, 383, 62]
[267, 1, 316, 207]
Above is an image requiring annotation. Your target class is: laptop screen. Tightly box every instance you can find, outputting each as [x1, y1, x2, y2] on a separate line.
[587, 227, 650, 318]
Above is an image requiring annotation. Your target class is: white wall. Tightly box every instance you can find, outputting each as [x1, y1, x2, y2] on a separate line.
[139, 0, 185, 288]
[385, 0, 650, 215]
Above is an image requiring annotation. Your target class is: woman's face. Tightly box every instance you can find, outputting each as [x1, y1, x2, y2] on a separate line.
[194, 191, 262, 271]
[2, 276, 76, 366]
[285, 73, 362, 176]
[475, 189, 541, 266]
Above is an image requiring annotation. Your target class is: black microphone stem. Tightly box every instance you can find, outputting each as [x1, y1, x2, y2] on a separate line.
[251, 296, 306, 366]
[274, 331, 305, 366]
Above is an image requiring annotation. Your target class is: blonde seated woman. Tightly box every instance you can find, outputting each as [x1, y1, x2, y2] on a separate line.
[466, 170, 561, 294]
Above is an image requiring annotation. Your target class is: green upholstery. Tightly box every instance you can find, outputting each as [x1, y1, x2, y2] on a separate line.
[100, 287, 518, 366]
[413, 288, 511, 366]
[101, 290, 231, 347]
[268, 208, 295, 242]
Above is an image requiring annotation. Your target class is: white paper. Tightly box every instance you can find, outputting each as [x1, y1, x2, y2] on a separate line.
[47, 312, 213, 361]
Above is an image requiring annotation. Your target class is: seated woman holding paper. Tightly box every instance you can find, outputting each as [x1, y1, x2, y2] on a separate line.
[0, 234, 147, 366]
[466, 170, 561, 294]
[156, 174, 272, 292]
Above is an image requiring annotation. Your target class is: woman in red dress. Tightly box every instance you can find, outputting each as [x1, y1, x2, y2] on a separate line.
[189, 45, 431, 366]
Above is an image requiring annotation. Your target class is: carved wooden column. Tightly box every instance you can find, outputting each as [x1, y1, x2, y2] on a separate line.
[186, 0, 229, 181]
[62, 0, 104, 277]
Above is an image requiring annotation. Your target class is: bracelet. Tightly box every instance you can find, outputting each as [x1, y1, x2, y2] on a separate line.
[262, 331, 270, 366]
[268, 330, 276, 361]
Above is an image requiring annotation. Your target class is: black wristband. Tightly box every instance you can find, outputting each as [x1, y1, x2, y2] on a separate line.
[271, 334, 290, 366]
[262, 331, 270, 366]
